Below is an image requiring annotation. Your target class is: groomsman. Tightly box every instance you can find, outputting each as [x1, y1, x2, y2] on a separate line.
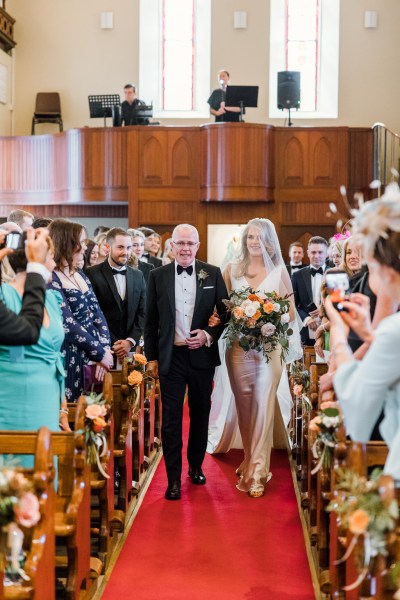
[145, 224, 228, 500]
[286, 241, 306, 277]
[86, 228, 146, 362]
[291, 236, 328, 346]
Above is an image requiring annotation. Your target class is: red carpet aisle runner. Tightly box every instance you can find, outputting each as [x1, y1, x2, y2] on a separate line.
[102, 406, 315, 600]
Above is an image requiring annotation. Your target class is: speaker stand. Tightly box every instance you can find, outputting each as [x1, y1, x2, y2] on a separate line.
[287, 107, 293, 127]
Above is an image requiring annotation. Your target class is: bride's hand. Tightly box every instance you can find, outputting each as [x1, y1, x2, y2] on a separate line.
[208, 311, 221, 327]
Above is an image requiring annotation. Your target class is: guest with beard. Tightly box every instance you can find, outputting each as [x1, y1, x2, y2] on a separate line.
[86, 228, 146, 364]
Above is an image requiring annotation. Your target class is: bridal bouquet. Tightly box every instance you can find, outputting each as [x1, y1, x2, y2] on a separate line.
[223, 287, 293, 363]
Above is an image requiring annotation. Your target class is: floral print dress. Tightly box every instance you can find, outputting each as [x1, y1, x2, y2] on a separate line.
[48, 271, 111, 402]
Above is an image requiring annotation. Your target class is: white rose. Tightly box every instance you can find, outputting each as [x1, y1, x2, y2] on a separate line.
[273, 303, 281, 312]
[244, 305, 257, 317]
[252, 300, 261, 309]
[280, 313, 290, 324]
[241, 300, 253, 310]
[261, 323, 276, 336]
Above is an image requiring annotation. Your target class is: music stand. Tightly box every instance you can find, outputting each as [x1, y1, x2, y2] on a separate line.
[224, 85, 258, 122]
[88, 94, 120, 127]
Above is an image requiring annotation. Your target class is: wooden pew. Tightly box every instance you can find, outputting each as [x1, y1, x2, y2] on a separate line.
[144, 379, 156, 467]
[111, 362, 133, 511]
[0, 427, 55, 600]
[53, 399, 91, 600]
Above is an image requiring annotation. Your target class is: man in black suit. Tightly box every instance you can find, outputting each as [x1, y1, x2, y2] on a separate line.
[145, 224, 228, 500]
[138, 227, 163, 268]
[0, 227, 52, 345]
[286, 241, 306, 277]
[86, 228, 146, 364]
[291, 236, 328, 346]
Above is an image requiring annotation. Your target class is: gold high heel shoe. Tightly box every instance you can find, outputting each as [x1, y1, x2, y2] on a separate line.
[248, 483, 264, 498]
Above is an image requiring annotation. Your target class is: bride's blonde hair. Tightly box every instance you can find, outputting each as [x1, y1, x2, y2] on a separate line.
[235, 218, 283, 277]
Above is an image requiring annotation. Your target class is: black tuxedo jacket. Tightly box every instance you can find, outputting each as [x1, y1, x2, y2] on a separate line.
[86, 261, 146, 347]
[138, 260, 153, 286]
[0, 272, 46, 345]
[285, 263, 307, 278]
[292, 266, 326, 344]
[143, 255, 162, 269]
[144, 260, 228, 376]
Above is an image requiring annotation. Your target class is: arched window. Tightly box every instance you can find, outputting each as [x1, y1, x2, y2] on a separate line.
[140, 0, 211, 119]
[269, 0, 340, 119]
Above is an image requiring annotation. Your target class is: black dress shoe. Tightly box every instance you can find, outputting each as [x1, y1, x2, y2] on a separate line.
[188, 467, 206, 485]
[165, 480, 181, 500]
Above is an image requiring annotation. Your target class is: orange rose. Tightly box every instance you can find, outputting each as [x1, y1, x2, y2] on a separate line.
[248, 293, 261, 302]
[133, 353, 147, 365]
[128, 370, 143, 386]
[348, 509, 369, 535]
[246, 318, 257, 328]
[93, 417, 107, 433]
[233, 306, 245, 319]
[253, 310, 262, 321]
[263, 302, 275, 314]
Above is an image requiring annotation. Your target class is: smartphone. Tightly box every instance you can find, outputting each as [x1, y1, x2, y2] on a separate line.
[325, 271, 350, 312]
[5, 232, 24, 250]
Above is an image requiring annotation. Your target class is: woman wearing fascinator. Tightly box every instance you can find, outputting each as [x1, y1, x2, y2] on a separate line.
[325, 184, 400, 481]
[207, 218, 302, 497]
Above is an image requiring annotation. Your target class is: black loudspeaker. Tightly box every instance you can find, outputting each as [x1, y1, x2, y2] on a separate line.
[277, 71, 301, 109]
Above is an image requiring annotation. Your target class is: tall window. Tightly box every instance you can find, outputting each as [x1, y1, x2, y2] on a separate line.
[140, 0, 211, 119]
[269, 0, 339, 119]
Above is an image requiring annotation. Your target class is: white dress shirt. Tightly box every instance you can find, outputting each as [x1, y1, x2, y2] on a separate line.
[111, 265, 127, 301]
[174, 261, 196, 345]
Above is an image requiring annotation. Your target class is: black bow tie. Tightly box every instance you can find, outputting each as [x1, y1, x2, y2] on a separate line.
[310, 267, 323, 277]
[291, 265, 303, 271]
[112, 268, 126, 276]
[177, 265, 193, 276]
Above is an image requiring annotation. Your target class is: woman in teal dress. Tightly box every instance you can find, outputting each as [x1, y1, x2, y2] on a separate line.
[0, 235, 65, 439]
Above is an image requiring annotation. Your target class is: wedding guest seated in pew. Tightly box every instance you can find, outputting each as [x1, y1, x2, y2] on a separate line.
[127, 228, 154, 286]
[0, 233, 67, 453]
[48, 219, 113, 401]
[325, 185, 400, 480]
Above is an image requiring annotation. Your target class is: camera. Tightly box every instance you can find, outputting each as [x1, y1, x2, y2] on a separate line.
[325, 271, 350, 312]
[5, 232, 25, 250]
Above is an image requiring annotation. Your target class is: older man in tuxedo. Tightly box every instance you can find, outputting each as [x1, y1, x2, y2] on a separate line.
[86, 228, 146, 363]
[292, 236, 328, 346]
[145, 224, 228, 500]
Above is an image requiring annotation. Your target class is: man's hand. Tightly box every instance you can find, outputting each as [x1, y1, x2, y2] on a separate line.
[113, 339, 132, 359]
[186, 329, 207, 349]
[25, 227, 50, 264]
[308, 318, 318, 331]
[146, 360, 159, 378]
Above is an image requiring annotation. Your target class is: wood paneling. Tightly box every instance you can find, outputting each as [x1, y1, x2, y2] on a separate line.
[0, 124, 374, 258]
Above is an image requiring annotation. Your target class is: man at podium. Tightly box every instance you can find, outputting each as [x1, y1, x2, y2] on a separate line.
[207, 70, 241, 123]
[121, 83, 147, 126]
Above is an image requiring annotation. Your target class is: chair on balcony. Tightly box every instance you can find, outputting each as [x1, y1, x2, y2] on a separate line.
[31, 92, 63, 135]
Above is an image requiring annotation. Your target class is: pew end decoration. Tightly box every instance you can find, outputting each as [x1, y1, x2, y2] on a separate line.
[223, 288, 293, 363]
[289, 360, 311, 412]
[309, 401, 343, 473]
[78, 392, 110, 479]
[0, 461, 41, 585]
[127, 353, 152, 402]
[327, 468, 399, 591]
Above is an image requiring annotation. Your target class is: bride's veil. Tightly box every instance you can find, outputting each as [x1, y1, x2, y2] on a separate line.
[236, 218, 303, 364]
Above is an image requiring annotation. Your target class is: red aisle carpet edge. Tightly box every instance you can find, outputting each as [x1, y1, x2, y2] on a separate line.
[102, 405, 316, 600]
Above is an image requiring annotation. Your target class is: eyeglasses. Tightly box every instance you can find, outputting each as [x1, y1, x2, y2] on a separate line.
[172, 241, 199, 247]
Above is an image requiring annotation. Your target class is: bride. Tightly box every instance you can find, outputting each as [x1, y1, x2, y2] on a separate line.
[207, 218, 302, 497]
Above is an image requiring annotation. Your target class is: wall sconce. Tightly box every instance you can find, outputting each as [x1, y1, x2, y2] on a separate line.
[233, 11, 247, 30]
[100, 12, 114, 30]
[364, 11, 378, 29]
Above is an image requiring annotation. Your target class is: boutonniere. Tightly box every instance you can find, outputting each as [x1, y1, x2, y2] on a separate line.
[197, 269, 209, 287]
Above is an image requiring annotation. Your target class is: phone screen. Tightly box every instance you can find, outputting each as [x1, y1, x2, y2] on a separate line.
[325, 271, 350, 311]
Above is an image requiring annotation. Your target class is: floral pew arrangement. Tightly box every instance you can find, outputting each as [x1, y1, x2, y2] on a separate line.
[0, 427, 55, 600]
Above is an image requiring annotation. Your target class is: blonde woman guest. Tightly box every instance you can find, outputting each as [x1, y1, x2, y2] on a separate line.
[339, 236, 362, 277]
[325, 184, 400, 480]
[127, 228, 154, 285]
[93, 232, 109, 265]
[162, 238, 174, 265]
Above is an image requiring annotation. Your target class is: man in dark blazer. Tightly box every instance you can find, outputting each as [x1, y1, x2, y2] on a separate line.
[86, 228, 146, 363]
[292, 236, 328, 346]
[0, 227, 51, 345]
[285, 241, 307, 277]
[138, 259, 153, 286]
[145, 224, 228, 500]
